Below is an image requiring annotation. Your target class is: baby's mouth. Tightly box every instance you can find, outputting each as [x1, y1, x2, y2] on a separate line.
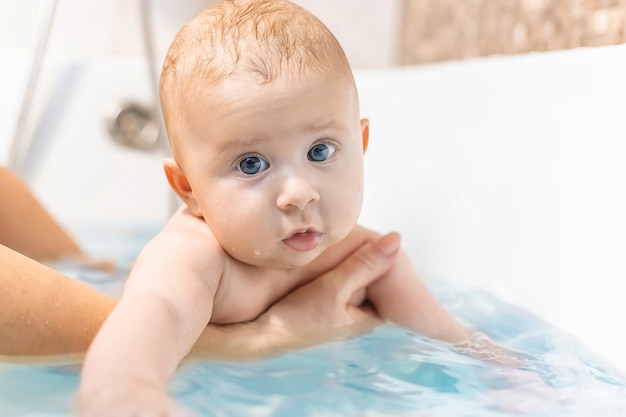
[282, 229, 322, 252]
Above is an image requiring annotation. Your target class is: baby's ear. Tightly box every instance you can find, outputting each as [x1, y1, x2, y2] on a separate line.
[360, 118, 370, 153]
[163, 158, 202, 216]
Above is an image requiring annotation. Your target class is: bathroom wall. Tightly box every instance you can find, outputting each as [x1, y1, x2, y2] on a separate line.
[5, 1, 625, 77]
[400, 0, 626, 64]
[0, 0, 401, 68]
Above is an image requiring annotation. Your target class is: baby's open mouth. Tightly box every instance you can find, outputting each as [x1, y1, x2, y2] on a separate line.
[282, 230, 321, 252]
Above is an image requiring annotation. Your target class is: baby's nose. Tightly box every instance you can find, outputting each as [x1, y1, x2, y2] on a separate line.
[276, 175, 320, 210]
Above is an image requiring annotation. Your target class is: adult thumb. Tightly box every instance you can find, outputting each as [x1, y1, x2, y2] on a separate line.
[337, 232, 401, 295]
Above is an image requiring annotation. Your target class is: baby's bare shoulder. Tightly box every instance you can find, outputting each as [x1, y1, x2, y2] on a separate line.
[153, 209, 222, 257]
[127, 207, 226, 290]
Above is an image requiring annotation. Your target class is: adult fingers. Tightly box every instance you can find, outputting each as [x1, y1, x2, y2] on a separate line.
[333, 232, 401, 299]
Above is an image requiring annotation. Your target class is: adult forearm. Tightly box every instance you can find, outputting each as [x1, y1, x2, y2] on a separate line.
[0, 244, 115, 358]
[0, 246, 192, 360]
[0, 167, 81, 261]
[0, 245, 285, 362]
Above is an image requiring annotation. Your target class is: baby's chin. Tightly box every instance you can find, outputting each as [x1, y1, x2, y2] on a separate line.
[226, 240, 332, 269]
[231, 250, 325, 270]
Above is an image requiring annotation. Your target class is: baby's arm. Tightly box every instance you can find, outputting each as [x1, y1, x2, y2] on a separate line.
[361, 230, 558, 406]
[79, 224, 223, 416]
[366, 246, 470, 343]
[362, 230, 531, 364]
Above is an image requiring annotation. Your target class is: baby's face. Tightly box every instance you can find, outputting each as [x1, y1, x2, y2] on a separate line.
[179, 71, 366, 268]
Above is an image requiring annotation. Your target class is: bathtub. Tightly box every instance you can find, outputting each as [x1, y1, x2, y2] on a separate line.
[1, 43, 625, 378]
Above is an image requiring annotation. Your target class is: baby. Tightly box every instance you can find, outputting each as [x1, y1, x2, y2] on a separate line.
[79, 0, 471, 415]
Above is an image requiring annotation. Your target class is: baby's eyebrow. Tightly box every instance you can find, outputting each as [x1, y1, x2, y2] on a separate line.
[217, 119, 348, 154]
[219, 136, 266, 153]
[301, 119, 346, 133]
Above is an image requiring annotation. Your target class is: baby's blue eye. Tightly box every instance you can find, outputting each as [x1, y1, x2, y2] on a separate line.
[238, 156, 269, 175]
[308, 143, 335, 162]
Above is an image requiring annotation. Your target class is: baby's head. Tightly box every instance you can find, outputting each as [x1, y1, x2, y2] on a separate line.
[160, 0, 360, 161]
[160, 0, 369, 268]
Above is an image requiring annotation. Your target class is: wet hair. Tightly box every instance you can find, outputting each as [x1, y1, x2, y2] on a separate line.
[160, 0, 354, 153]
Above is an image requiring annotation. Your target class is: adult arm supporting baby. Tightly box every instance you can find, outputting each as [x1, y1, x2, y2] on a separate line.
[0, 234, 397, 362]
[0, 244, 115, 358]
[0, 167, 81, 262]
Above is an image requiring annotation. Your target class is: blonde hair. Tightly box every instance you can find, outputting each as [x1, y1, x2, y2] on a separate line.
[160, 0, 354, 153]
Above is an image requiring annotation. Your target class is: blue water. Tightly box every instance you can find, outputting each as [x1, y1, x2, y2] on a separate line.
[1, 225, 625, 416]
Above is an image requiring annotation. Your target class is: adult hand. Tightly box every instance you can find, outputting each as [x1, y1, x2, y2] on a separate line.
[260, 232, 401, 346]
[187, 232, 401, 361]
